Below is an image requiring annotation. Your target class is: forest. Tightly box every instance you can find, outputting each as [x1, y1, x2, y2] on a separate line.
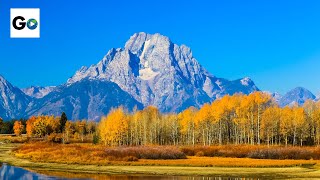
[2, 91, 320, 147]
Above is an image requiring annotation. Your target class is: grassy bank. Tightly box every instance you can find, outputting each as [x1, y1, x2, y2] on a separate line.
[13, 142, 320, 167]
[1, 144, 320, 179]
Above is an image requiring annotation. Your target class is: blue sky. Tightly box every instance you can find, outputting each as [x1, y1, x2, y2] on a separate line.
[0, 0, 319, 95]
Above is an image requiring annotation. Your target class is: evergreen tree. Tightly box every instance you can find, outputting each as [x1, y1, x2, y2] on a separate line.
[60, 112, 68, 133]
[0, 117, 3, 127]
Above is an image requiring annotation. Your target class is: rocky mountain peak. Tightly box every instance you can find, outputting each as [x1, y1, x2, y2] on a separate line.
[0, 32, 261, 120]
[279, 87, 316, 107]
[65, 32, 259, 112]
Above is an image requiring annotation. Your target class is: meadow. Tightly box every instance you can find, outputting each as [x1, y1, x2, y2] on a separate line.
[2, 141, 320, 179]
[11, 142, 320, 167]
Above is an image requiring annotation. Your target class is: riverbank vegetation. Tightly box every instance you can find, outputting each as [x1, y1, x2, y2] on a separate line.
[1, 92, 320, 147]
[11, 143, 319, 167]
[1, 92, 320, 168]
[2, 145, 320, 179]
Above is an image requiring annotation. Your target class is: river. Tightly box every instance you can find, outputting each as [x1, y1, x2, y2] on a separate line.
[0, 163, 264, 180]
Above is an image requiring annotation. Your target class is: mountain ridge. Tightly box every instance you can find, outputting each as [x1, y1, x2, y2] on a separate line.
[66, 32, 259, 112]
[1, 32, 317, 120]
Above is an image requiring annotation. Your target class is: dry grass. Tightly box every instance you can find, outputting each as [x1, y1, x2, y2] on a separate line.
[14, 143, 186, 165]
[181, 145, 320, 160]
[2, 144, 320, 179]
[0, 135, 28, 143]
[132, 156, 317, 167]
[12, 143, 320, 168]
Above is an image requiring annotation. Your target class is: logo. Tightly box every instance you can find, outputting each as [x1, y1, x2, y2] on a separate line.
[10, 8, 40, 38]
[27, 19, 38, 30]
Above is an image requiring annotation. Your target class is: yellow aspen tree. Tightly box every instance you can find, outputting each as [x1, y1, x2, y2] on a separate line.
[261, 106, 281, 146]
[26, 116, 36, 137]
[179, 107, 197, 146]
[280, 107, 293, 146]
[13, 121, 24, 136]
[252, 92, 271, 145]
[303, 100, 317, 145]
[292, 107, 307, 146]
[64, 121, 75, 143]
[98, 107, 128, 146]
[195, 103, 213, 145]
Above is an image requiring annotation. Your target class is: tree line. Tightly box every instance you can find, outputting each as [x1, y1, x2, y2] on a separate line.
[1, 92, 320, 147]
[0, 113, 97, 144]
[98, 92, 320, 147]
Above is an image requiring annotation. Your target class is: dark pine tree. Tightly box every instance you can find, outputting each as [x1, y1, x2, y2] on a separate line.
[0, 117, 3, 133]
[60, 112, 68, 133]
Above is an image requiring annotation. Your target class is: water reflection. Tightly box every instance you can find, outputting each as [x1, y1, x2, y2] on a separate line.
[0, 164, 263, 180]
[0, 163, 74, 180]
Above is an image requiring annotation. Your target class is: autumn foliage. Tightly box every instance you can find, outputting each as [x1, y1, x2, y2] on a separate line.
[13, 121, 24, 136]
[14, 143, 186, 164]
[181, 145, 320, 160]
[98, 92, 320, 146]
[8, 91, 320, 147]
[23, 114, 97, 143]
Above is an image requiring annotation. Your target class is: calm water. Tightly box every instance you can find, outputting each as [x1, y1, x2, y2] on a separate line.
[0, 163, 264, 180]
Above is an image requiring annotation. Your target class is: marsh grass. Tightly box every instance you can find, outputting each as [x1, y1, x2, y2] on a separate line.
[181, 145, 320, 160]
[14, 143, 186, 164]
[0, 135, 28, 144]
[2, 144, 320, 178]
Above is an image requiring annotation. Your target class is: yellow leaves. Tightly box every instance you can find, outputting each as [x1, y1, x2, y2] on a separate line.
[26, 115, 61, 138]
[33, 116, 48, 138]
[195, 103, 212, 126]
[178, 107, 197, 134]
[252, 91, 271, 105]
[19, 90, 318, 146]
[98, 107, 129, 146]
[261, 106, 281, 138]
[26, 116, 36, 137]
[13, 121, 24, 136]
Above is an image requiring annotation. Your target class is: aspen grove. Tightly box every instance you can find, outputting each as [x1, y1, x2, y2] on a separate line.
[98, 92, 320, 147]
[10, 92, 320, 147]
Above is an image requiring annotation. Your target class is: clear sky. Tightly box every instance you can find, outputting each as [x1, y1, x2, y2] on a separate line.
[0, 0, 319, 95]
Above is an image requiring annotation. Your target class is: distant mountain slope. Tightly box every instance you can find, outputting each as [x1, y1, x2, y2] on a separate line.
[22, 86, 56, 99]
[26, 79, 143, 121]
[279, 87, 316, 107]
[0, 75, 31, 120]
[0, 32, 265, 120]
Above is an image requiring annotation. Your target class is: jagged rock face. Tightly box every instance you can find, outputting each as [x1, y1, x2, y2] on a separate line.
[67, 32, 258, 112]
[279, 87, 316, 107]
[0, 32, 261, 120]
[22, 86, 56, 99]
[0, 76, 31, 119]
[26, 79, 143, 121]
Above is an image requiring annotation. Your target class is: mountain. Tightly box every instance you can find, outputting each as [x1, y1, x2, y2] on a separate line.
[26, 79, 143, 121]
[67, 32, 259, 112]
[0, 75, 31, 120]
[0, 32, 260, 120]
[264, 91, 282, 104]
[22, 86, 56, 99]
[279, 87, 316, 107]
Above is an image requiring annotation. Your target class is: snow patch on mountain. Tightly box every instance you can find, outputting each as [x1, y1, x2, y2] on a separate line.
[22, 86, 56, 99]
[139, 61, 159, 80]
[0, 75, 31, 120]
[241, 77, 251, 86]
[0, 32, 262, 120]
[67, 32, 259, 112]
